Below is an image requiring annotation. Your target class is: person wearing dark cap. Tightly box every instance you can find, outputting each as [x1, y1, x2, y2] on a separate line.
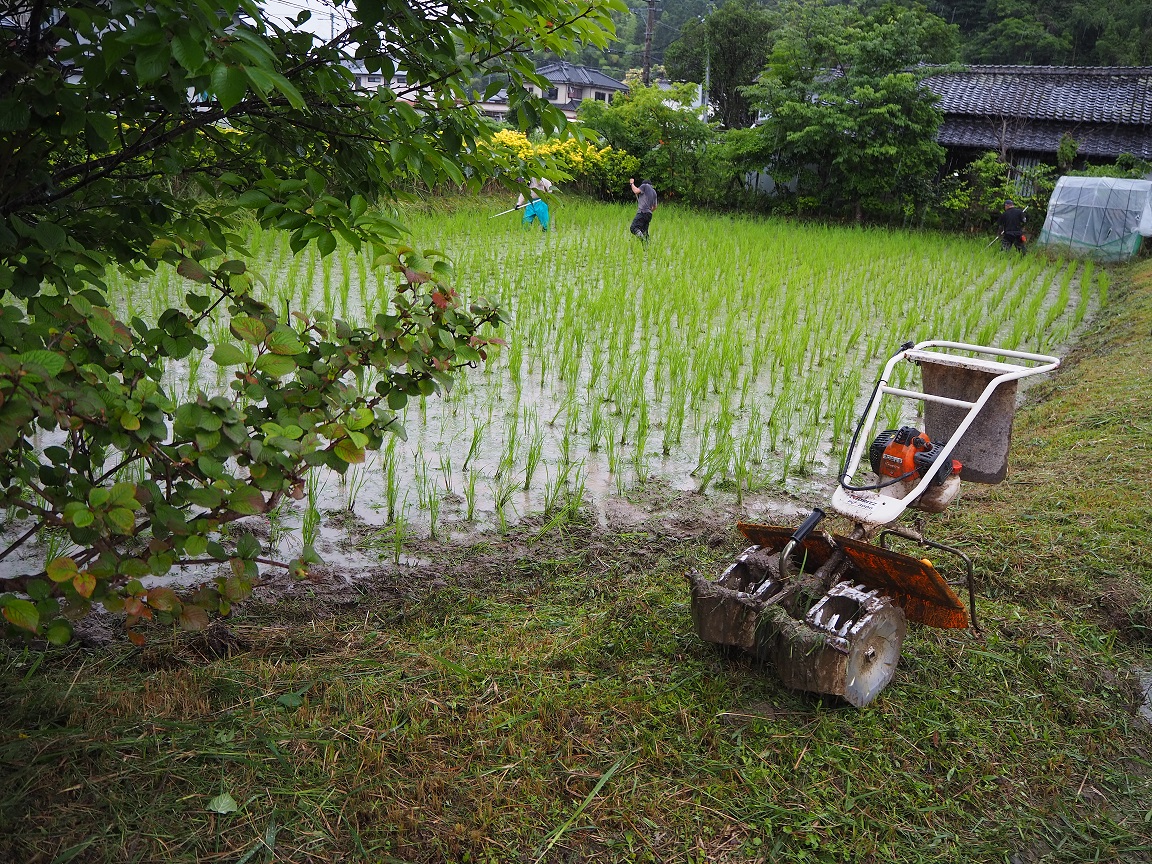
[998, 199, 1027, 252]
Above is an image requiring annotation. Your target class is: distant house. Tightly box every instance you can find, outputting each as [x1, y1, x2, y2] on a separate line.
[532, 62, 629, 119]
[475, 62, 629, 121]
[343, 60, 400, 94]
[923, 66, 1152, 170]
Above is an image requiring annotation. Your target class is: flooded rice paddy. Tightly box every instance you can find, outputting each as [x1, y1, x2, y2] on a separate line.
[12, 197, 1102, 578]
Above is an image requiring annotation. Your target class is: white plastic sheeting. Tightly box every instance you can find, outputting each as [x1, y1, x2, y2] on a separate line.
[1037, 176, 1152, 261]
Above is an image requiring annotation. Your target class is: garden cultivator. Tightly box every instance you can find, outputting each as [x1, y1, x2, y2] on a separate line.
[688, 341, 1060, 707]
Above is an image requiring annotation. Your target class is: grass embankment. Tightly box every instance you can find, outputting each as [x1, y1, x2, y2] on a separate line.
[2, 263, 1151, 863]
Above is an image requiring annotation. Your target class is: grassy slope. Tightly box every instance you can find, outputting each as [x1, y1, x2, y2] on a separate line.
[2, 261, 1151, 864]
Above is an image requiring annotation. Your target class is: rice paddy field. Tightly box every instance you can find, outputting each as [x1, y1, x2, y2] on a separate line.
[90, 196, 1104, 563]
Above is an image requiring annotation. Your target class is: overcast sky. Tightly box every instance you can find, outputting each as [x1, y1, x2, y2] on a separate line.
[259, 0, 355, 41]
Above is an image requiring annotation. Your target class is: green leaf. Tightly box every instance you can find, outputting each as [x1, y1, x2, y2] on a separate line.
[46, 620, 73, 646]
[254, 353, 296, 377]
[177, 258, 211, 283]
[180, 604, 210, 631]
[266, 329, 306, 355]
[211, 64, 248, 111]
[106, 507, 137, 535]
[236, 190, 271, 209]
[146, 586, 179, 612]
[25, 579, 51, 601]
[72, 572, 96, 598]
[334, 438, 365, 464]
[109, 482, 137, 506]
[172, 33, 206, 73]
[211, 343, 248, 366]
[184, 534, 209, 557]
[17, 350, 65, 377]
[0, 98, 31, 131]
[47, 556, 79, 583]
[316, 230, 337, 256]
[228, 485, 266, 515]
[236, 532, 261, 560]
[185, 487, 223, 509]
[230, 316, 267, 345]
[2, 598, 39, 633]
[207, 792, 238, 815]
[276, 685, 309, 709]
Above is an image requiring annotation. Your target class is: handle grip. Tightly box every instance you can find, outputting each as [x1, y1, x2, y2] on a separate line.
[789, 508, 826, 545]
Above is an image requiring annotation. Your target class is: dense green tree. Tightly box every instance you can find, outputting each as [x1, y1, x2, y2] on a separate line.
[746, 1, 956, 221]
[578, 81, 713, 198]
[663, 0, 777, 128]
[0, 0, 621, 644]
[928, 0, 1152, 64]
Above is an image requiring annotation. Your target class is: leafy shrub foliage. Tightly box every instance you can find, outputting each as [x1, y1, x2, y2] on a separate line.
[0, 0, 621, 644]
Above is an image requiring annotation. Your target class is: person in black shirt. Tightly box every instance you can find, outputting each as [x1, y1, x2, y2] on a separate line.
[998, 199, 1027, 252]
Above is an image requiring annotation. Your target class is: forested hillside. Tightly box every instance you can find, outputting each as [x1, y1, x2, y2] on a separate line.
[546, 0, 1152, 82]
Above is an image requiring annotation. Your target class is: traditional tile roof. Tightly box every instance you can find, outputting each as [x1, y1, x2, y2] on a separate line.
[923, 66, 1152, 158]
[937, 117, 1152, 159]
[536, 62, 628, 92]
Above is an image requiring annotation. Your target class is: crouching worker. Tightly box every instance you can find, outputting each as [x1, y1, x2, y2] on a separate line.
[999, 199, 1026, 253]
[518, 177, 553, 232]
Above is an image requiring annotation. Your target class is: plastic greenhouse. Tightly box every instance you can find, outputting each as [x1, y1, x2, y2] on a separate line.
[1037, 176, 1152, 261]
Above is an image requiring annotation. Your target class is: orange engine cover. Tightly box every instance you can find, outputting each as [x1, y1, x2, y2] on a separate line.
[877, 429, 932, 479]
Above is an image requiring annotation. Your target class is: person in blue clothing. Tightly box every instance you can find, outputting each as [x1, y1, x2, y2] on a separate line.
[517, 177, 552, 232]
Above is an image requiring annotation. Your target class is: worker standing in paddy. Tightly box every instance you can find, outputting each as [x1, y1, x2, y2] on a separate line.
[998, 198, 1027, 253]
[517, 177, 552, 232]
[628, 177, 657, 244]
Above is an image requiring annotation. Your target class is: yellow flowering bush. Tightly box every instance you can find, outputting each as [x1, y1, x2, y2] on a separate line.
[486, 130, 639, 201]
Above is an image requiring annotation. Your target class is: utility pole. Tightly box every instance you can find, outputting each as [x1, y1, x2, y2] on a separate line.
[642, 0, 655, 85]
[702, 27, 710, 118]
[700, 3, 713, 119]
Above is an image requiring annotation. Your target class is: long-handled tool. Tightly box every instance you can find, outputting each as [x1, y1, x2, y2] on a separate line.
[688, 340, 1060, 707]
[488, 204, 524, 219]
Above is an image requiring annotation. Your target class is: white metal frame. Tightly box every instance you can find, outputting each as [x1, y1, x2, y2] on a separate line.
[831, 341, 1060, 528]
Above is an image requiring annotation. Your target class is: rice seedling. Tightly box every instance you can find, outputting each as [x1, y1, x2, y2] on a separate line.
[462, 420, 487, 472]
[390, 514, 408, 564]
[465, 469, 480, 521]
[343, 460, 370, 512]
[493, 476, 517, 534]
[438, 449, 453, 493]
[301, 472, 323, 550]
[523, 425, 545, 491]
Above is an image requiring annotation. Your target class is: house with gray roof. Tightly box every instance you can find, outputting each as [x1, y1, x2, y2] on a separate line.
[532, 62, 629, 119]
[923, 66, 1152, 166]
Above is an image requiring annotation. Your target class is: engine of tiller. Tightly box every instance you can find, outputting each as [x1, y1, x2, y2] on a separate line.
[868, 426, 963, 513]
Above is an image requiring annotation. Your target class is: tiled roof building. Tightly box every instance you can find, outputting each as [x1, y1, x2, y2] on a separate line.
[923, 66, 1152, 161]
[534, 62, 628, 117]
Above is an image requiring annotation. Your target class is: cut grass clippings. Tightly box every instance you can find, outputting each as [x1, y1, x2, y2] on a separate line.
[2, 261, 1152, 862]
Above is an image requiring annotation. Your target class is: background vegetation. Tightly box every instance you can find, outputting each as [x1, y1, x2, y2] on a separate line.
[550, 0, 1152, 78]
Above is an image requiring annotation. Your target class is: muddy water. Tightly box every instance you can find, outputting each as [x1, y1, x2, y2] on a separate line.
[3, 199, 1091, 586]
